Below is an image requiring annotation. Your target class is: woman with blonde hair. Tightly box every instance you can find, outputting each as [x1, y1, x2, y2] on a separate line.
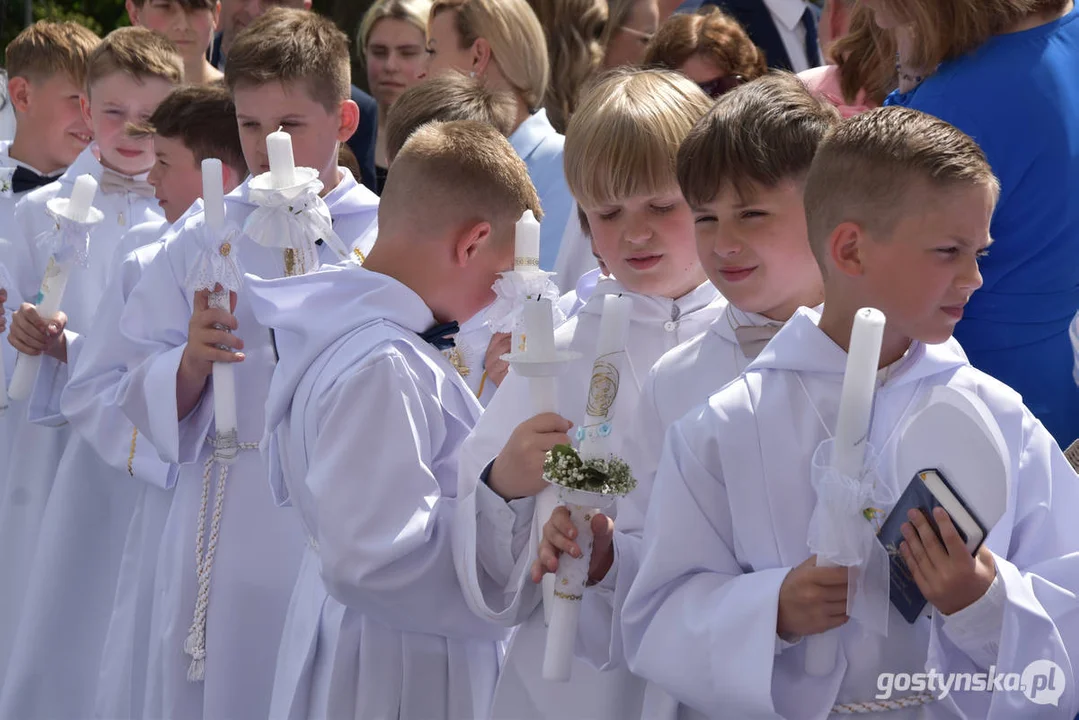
[358, 0, 433, 192]
[604, 0, 661, 68]
[865, 0, 1079, 449]
[455, 67, 720, 720]
[645, 7, 766, 98]
[427, 0, 573, 272]
[527, 0, 607, 134]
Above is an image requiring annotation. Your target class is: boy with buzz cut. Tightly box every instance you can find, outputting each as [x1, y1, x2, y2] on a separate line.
[533, 72, 836, 717]
[383, 71, 518, 405]
[246, 118, 535, 720]
[0, 84, 246, 720]
[0, 23, 178, 687]
[96, 9, 379, 719]
[623, 107, 1079, 718]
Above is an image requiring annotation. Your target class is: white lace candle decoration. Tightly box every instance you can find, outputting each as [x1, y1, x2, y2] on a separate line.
[488, 210, 564, 354]
[805, 307, 886, 677]
[542, 293, 636, 682]
[243, 128, 349, 277]
[0, 263, 14, 411]
[193, 158, 239, 462]
[9, 174, 102, 401]
[502, 295, 580, 626]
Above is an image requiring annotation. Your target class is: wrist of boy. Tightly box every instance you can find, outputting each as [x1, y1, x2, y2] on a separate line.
[486, 455, 529, 501]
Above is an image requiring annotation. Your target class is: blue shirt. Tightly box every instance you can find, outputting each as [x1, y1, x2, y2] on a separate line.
[509, 109, 572, 272]
[886, 6, 1079, 446]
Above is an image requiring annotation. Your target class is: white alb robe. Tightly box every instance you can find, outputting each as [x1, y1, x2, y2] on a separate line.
[108, 171, 378, 720]
[0, 220, 174, 718]
[0, 146, 162, 684]
[246, 264, 505, 719]
[623, 308, 1079, 719]
[453, 276, 723, 719]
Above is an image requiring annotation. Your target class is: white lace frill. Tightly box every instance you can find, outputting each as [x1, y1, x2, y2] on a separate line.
[185, 222, 244, 295]
[486, 270, 565, 334]
[38, 197, 105, 268]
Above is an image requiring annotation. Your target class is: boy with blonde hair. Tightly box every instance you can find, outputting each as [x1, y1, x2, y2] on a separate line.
[0, 84, 246, 720]
[89, 9, 378, 718]
[534, 72, 837, 718]
[453, 67, 723, 720]
[246, 119, 536, 720]
[0, 25, 177, 692]
[624, 107, 1079, 718]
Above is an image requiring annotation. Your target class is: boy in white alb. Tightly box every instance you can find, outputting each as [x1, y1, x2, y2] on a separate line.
[532, 73, 837, 718]
[247, 119, 536, 720]
[452, 68, 721, 720]
[0, 86, 247, 719]
[101, 10, 378, 719]
[0, 25, 173, 688]
[623, 108, 1079, 718]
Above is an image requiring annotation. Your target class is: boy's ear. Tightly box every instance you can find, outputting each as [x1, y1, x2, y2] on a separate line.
[79, 94, 93, 132]
[220, 163, 241, 194]
[454, 220, 492, 267]
[336, 99, 360, 143]
[212, 1, 222, 30]
[8, 76, 31, 114]
[125, 0, 141, 26]
[471, 38, 492, 78]
[828, 221, 867, 278]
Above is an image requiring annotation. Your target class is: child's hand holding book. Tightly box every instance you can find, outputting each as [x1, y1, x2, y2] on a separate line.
[899, 507, 996, 616]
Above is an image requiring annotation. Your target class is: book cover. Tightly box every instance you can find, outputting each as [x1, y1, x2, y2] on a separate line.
[877, 470, 985, 624]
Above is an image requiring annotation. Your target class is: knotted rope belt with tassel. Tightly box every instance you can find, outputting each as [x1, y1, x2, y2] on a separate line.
[831, 691, 936, 714]
[184, 434, 259, 682]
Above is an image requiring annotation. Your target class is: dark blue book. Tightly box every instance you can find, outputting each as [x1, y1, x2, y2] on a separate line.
[876, 469, 987, 624]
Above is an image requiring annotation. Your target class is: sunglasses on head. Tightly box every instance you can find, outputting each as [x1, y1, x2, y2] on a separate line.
[698, 75, 746, 99]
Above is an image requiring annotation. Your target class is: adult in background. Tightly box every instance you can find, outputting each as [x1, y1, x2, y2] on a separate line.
[527, 0, 607, 134]
[426, 0, 573, 273]
[868, 0, 1079, 448]
[210, 0, 381, 192]
[687, 0, 822, 71]
[603, 0, 661, 68]
[645, 7, 765, 97]
[359, 0, 432, 192]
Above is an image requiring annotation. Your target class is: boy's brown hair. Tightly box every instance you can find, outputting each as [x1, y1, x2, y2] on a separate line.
[380, 120, 541, 237]
[128, 0, 215, 7]
[804, 106, 1000, 267]
[86, 27, 183, 92]
[141, 85, 246, 176]
[677, 72, 840, 208]
[384, 72, 517, 162]
[645, 8, 766, 85]
[225, 8, 351, 114]
[5, 21, 101, 87]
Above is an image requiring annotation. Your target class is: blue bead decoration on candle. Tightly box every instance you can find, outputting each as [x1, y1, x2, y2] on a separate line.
[575, 426, 586, 442]
[598, 422, 611, 438]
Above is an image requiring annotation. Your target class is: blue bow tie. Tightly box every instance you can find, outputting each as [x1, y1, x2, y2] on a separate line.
[420, 321, 459, 350]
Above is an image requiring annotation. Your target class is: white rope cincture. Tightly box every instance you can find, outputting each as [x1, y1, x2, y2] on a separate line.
[831, 691, 937, 714]
[183, 434, 259, 682]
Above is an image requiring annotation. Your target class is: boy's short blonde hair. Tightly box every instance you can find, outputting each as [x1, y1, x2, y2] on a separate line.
[5, 21, 101, 87]
[384, 72, 517, 162]
[381, 120, 541, 236]
[565, 67, 711, 210]
[429, 0, 548, 111]
[677, 72, 840, 207]
[804, 106, 1000, 267]
[86, 27, 182, 93]
[226, 8, 351, 114]
[358, 0, 432, 57]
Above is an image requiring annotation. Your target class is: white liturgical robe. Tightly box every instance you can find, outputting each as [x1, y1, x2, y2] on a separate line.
[623, 308, 1079, 719]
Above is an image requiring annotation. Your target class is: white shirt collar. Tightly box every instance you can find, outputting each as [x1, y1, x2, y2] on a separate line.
[762, 0, 809, 32]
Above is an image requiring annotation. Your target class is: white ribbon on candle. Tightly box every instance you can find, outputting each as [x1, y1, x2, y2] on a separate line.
[486, 272, 564, 335]
[245, 167, 348, 272]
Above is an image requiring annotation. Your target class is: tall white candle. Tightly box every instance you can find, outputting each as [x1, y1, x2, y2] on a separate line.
[514, 209, 540, 271]
[201, 159, 225, 230]
[67, 174, 97, 223]
[578, 294, 632, 461]
[521, 297, 556, 360]
[9, 177, 98, 400]
[0, 323, 8, 411]
[805, 306, 885, 677]
[266, 129, 297, 189]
